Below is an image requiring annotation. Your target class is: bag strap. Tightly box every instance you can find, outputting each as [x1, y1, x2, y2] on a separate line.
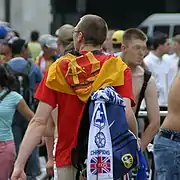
[4, 63, 14, 73]
[0, 89, 11, 102]
[135, 70, 151, 118]
[23, 60, 32, 75]
[71, 98, 91, 180]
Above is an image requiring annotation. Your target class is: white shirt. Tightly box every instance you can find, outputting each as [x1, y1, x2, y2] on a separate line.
[163, 53, 179, 85]
[144, 52, 174, 106]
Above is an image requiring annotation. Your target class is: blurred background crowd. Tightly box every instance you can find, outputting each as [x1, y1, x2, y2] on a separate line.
[0, 0, 180, 179]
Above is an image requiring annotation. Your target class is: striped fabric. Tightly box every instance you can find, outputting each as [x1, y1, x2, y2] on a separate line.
[46, 51, 128, 102]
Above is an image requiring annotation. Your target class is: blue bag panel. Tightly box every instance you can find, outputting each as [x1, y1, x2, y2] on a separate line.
[89, 102, 128, 137]
[106, 103, 128, 139]
[89, 101, 138, 179]
[113, 132, 138, 179]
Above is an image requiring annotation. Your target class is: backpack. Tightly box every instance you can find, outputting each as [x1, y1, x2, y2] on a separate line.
[71, 87, 139, 180]
[135, 70, 152, 118]
[4, 61, 33, 108]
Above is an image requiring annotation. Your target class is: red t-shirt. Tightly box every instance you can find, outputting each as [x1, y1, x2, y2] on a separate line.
[35, 55, 135, 167]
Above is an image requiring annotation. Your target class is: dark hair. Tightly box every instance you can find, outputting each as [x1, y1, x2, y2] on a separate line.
[152, 32, 168, 50]
[30, 31, 39, 41]
[11, 39, 27, 55]
[0, 64, 15, 90]
[146, 36, 153, 49]
[76, 15, 108, 46]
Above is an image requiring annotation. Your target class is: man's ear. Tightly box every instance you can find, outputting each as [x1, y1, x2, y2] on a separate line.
[77, 32, 84, 43]
[121, 43, 127, 52]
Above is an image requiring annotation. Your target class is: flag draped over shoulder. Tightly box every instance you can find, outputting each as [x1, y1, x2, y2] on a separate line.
[46, 52, 127, 102]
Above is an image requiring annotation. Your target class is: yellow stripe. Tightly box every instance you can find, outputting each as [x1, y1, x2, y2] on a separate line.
[70, 59, 80, 84]
[65, 56, 86, 85]
[86, 52, 100, 74]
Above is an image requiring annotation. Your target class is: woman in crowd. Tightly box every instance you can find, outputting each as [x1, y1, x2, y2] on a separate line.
[0, 64, 34, 179]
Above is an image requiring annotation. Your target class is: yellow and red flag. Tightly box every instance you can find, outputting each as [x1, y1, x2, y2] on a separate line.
[46, 52, 127, 102]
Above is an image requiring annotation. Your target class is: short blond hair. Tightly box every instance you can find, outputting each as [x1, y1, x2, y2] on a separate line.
[122, 28, 147, 44]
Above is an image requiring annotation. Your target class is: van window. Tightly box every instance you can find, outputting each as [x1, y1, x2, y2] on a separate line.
[173, 26, 180, 36]
[139, 26, 148, 34]
[153, 26, 170, 35]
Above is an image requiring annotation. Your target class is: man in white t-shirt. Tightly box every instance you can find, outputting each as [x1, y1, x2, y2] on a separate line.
[144, 32, 171, 107]
[163, 35, 180, 84]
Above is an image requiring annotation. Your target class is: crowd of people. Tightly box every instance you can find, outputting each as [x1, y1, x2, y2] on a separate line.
[0, 14, 180, 180]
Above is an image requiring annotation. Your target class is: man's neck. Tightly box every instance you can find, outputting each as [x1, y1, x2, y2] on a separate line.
[123, 57, 137, 72]
[152, 50, 163, 58]
[121, 55, 136, 72]
[79, 44, 102, 52]
[128, 64, 137, 73]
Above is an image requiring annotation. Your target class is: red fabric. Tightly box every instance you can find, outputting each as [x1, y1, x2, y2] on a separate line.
[35, 54, 135, 167]
[114, 67, 135, 106]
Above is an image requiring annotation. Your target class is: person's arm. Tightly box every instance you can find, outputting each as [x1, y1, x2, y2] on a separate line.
[14, 74, 57, 170]
[114, 67, 138, 136]
[124, 98, 138, 137]
[45, 109, 57, 177]
[17, 99, 34, 121]
[45, 136, 54, 177]
[45, 117, 55, 177]
[141, 77, 160, 151]
[14, 101, 53, 170]
[44, 115, 55, 137]
[45, 122, 54, 177]
[46, 137, 54, 160]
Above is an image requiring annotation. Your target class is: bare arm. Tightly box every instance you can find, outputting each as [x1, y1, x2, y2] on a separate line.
[46, 136, 54, 160]
[167, 72, 180, 117]
[141, 77, 160, 151]
[14, 101, 53, 169]
[44, 115, 55, 137]
[17, 99, 34, 121]
[124, 98, 138, 137]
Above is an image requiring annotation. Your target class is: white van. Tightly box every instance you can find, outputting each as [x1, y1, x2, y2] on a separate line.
[138, 13, 180, 38]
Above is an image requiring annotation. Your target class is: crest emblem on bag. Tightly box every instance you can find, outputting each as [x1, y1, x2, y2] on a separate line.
[121, 154, 134, 169]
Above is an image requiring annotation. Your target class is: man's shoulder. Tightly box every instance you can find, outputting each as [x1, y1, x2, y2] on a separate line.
[144, 52, 156, 63]
[144, 54, 151, 62]
[136, 65, 145, 73]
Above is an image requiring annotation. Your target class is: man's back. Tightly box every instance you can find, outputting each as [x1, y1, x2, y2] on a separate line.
[35, 51, 135, 167]
[162, 72, 180, 131]
[131, 66, 145, 113]
[131, 65, 159, 150]
[28, 42, 41, 61]
[144, 52, 172, 106]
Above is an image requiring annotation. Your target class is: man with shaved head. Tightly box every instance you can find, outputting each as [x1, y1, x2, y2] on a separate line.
[11, 14, 137, 180]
